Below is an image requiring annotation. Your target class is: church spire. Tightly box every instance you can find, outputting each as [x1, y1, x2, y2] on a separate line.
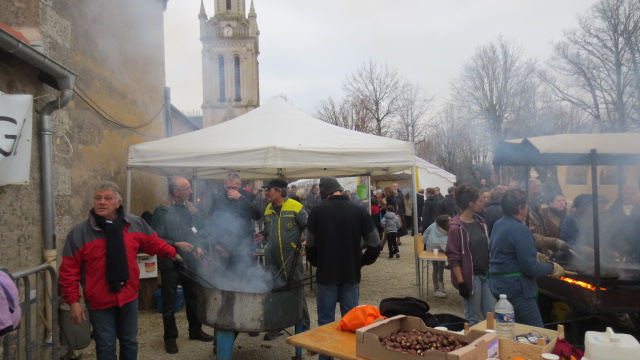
[198, 0, 207, 20]
[248, 0, 256, 18]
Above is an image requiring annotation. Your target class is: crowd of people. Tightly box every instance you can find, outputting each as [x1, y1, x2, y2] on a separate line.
[57, 174, 640, 359]
[57, 175, 380, 360]
[418, 178, 640, 327]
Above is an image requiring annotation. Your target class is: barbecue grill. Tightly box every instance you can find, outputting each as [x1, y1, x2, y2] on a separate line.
[177, 244, 312, 360]
[493, 134, 640, 331]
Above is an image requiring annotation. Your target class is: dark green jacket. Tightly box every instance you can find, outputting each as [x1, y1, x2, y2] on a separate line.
[261, 199, 308, 281]
[151, 199, 205, 270]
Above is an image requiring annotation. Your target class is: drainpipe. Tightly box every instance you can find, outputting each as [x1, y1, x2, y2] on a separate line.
[0, 27, 77, 251]
[0, 27, 77, 339]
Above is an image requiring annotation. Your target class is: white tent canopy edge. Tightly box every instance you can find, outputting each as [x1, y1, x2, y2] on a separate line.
[126, 97, 415, 180]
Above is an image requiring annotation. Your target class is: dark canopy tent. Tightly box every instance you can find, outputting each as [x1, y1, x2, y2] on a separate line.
[493, 133, 640, 318]
[493, 133, 640, 166]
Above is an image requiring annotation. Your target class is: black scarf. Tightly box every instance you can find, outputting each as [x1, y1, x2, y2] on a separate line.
[91, 206, 130, 293]
[550, 207, 567, 220]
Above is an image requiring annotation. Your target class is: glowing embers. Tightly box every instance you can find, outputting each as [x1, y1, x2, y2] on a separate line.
[559, 276, 606, 291]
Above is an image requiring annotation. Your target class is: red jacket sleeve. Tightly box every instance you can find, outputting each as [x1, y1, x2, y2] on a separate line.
[58, 233, 84, 305]
[140, 230, 177, 259]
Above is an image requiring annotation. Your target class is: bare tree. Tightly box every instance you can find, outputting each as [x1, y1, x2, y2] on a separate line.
[423, 105, 473, 179]
[314, 97, 376, 133]
[394, 82, 434, 144]
[544, 0, 640, 132]
[343, 60, 406, 136]
[451, 36, 538, 150]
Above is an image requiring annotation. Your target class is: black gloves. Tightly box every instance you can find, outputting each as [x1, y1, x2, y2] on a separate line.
[458, 282, 470, 299]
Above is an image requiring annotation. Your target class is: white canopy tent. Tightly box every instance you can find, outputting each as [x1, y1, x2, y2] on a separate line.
[372, 157, 456, 192]
[127, 97, 422, 287]
[127, 97, 416, 180]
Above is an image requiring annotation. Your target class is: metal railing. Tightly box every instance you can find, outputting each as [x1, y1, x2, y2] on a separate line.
[1, 264, 59, 360]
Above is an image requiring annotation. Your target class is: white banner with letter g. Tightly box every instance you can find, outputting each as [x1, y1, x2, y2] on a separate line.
[0, 93, 33, 186]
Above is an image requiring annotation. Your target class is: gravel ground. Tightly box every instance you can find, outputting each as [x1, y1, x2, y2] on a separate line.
[68, 235, 464, 359]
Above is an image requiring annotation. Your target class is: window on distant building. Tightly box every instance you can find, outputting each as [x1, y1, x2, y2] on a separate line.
[234, 55, 241, 102]
[226, 0, 231, 11]
[218, 55, 226, 102]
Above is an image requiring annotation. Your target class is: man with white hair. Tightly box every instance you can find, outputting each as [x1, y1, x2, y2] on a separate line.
[59, 181, 180, 360]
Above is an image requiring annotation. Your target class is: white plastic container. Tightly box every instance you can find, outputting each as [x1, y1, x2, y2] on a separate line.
[584, 327, 640, 360]
[494, 294, 515, 339]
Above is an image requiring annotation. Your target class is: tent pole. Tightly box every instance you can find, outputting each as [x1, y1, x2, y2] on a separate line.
[367, 175, 371, 213]
[412, 166, 420, 289]
[192, 174, 198, 206]
[589, 149, 602, 305]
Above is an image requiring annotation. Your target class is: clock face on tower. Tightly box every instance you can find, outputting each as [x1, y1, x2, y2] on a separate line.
[223, 26, 232, 37]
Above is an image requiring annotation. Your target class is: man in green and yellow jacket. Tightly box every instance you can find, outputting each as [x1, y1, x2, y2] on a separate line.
[254, 179, 309, 356]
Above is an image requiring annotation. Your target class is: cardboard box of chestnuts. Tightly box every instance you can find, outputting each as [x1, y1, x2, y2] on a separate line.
[356, 315, 498, 360]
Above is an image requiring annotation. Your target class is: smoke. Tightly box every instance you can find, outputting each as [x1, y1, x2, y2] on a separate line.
[564, 192, 639, 273]
[194, 192, 289, 294]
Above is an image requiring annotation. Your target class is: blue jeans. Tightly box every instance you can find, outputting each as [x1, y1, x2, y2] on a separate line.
[88, 299, 138, 360]
[462, 274, 496, 326]
[316, 283, 359, 360]
[493, 278, 543, 327]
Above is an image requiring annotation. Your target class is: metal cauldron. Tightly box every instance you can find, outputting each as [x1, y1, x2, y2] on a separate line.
[198, 286, 303, 332]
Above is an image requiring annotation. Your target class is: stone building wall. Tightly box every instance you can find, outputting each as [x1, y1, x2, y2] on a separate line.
[0, 0, 169, 271]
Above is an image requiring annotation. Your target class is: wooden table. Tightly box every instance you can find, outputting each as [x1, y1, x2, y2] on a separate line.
[418, 250, 448, 299]
[286, 321, 369, 360]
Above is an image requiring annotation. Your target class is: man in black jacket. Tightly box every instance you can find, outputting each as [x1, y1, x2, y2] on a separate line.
[207, 173, 262, 276]
[416, 189, 425, 225]
[306, 176, 381, 360]
[419, 188, 440, 233]
[436, 186, 457, 218]
[152, 177, 212, 354]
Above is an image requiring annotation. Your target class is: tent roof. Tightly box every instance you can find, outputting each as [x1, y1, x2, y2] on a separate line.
[128, 98, 416, 180]
[372, 157, 456, 183]
[415, 157, 457, 183]
[493, 133, 640, 166]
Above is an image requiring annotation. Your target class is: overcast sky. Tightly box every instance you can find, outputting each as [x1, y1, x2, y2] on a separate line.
[164, 0, 601, 116]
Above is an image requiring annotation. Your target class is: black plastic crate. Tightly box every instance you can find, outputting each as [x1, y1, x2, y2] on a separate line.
[433, 313, 466, 331]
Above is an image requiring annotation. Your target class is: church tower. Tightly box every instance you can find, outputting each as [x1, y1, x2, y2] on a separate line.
[199, 0, 260, 127]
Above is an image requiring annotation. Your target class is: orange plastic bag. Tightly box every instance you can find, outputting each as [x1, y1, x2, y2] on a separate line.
[336, 305, 386, 332]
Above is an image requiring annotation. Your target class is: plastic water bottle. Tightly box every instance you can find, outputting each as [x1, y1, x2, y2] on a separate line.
[494, 294, 515, 339]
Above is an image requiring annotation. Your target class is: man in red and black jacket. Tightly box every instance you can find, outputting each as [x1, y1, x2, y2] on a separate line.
[59, 181, 179, 360]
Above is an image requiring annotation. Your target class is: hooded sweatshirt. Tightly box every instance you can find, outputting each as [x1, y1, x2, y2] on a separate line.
[445, 214, 489, 294]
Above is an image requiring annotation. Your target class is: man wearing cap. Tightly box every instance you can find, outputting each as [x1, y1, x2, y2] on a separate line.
[254, 179, 309, 357]
[306, 176, 381, 360]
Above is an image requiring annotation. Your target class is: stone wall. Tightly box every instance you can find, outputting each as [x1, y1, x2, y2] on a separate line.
[0, 0, 169, 271]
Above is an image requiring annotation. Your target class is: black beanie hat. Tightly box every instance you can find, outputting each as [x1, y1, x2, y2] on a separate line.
[319, 176, 343, 199]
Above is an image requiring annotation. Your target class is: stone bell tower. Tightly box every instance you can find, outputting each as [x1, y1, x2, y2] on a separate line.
[199, 0, 260, 127]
